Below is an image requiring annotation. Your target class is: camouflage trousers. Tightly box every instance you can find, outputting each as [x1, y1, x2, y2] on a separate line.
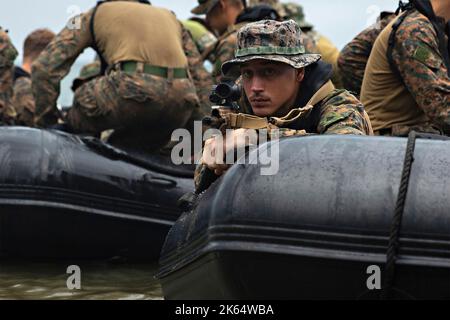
[0, 29, 18, 125]
[67, 69, 201, 147]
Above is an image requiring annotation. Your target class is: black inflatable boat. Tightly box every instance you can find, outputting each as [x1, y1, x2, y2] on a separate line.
[158, 135, 450, 299]
[0, 127, 194, 260]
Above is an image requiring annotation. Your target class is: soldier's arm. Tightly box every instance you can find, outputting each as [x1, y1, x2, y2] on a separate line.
[0, 28, 18, 124]
[212, 34, 237, 83]
[181, 23, 213, 114]
[317, 90, 370, 135]
[393, 18, 450, 128]
[338, 29, 375, 94]
[12, 77, 35, 126]
[32, 10, 93, 127]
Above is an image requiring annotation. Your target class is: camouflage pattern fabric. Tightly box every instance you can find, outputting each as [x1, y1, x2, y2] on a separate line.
[67, 70, 199, 148]
[181, 23, 214, 115]
[390, 10, 450, 132]
[0, 28, 18, 125]
[222, 20, 321, 77]
[208, 22, 247, 83]
[12, 77, 35, 126]
[32, 5, 210, 130]
[338, 13, 396, 95]
[182, 20, 217, 56]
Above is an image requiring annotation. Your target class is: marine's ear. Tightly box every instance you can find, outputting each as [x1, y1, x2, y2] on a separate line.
[295, 68, 305, 83]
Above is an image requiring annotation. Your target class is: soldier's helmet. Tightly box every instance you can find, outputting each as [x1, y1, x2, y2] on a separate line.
[71, 61, 101, 92]
[247, 0, 287, 18]
[283, 2, 314, 29]
[222, 19, 321, 78]
[191, 0, 221, 15]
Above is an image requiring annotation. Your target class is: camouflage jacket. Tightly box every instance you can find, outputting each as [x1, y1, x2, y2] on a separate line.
[338, 13, 396, 95]
[32, 5, 212, 127]
[194, 86, 371, 188]
[12, 76, 35, 127]
[390, 9, 450, 132]
[0, 28, 18, 125]
[207, 22, 249, 83]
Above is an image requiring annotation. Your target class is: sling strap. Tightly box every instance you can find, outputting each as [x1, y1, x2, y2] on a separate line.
[270, 80, 335, 127]
[224, 80, 337, 131]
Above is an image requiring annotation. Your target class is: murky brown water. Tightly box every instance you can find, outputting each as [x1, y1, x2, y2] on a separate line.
[0, 261, 163, 300]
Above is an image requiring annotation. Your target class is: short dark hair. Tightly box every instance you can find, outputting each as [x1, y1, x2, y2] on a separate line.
[23, 28, 55, 62]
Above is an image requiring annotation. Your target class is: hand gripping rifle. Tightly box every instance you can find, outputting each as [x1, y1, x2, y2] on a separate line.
[177, 78, 242, 211]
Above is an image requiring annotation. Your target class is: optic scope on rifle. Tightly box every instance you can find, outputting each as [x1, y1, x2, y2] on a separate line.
[203, 79, 242, 128]
[209, 79, 242, 108]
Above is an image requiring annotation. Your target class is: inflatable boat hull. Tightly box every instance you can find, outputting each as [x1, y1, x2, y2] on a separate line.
[158, 135, 450, 299]
[0, 127, 194, 260]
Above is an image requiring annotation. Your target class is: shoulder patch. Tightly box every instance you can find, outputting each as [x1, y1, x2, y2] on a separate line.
[413, 45, 441, 70]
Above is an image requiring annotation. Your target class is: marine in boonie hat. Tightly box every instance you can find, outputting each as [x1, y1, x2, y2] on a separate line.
[282, 2, 314, 29]
[222, 19, 321, 78]
[191, 0, 220, 15]
[71, 61, 101, 92]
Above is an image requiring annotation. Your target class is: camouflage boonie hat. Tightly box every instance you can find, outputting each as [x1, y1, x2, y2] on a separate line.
[247, 0, 287, 18]
[71, 61, 101, 91]
[222, 19, 321, 77]
[283, 2, 313, 29]
[191, 0, 220, 15]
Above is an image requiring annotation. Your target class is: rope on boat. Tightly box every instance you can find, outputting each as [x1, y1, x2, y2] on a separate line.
[382, 131, 450, 299]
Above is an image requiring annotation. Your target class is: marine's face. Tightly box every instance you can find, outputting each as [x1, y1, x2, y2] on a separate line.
[241, 60, 304, 117]
[205, 2, 228, 35]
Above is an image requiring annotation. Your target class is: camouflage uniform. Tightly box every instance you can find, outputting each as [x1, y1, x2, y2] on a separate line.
[182, 19, 217, 59]
[12, 76, 34, 126]
[0, 28, 18, 125]
[361, 5, 450, 136]
[32, 1, 212, 141]
[283, 2, 343, 88]
[181, 23, 214, 115]
[208, 23, 248, 83]
[338, 12, 396, 96]
[195, 20, 372, 187]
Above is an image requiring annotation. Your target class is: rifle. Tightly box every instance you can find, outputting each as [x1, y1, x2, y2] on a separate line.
[178, 78, 242, 211]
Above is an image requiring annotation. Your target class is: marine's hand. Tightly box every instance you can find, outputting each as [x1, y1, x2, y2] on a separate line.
[202, 129, 258, 176]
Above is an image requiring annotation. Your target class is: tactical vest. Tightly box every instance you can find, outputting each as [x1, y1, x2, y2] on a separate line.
[90, 0, 187, 74]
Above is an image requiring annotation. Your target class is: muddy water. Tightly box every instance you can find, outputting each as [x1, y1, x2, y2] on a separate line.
[0, 261, 163, 300]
